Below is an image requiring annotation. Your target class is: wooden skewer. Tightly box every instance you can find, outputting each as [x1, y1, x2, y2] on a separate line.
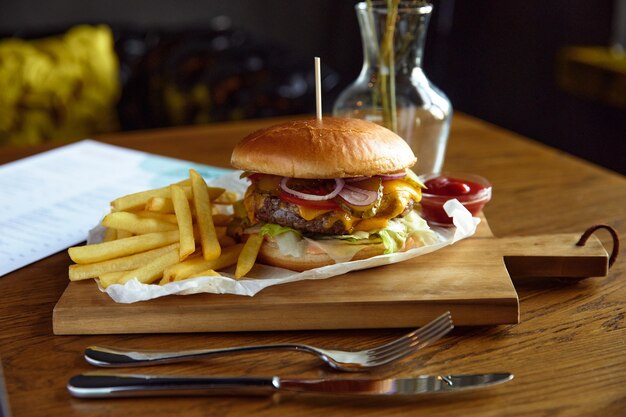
[314, 57, 322, 121]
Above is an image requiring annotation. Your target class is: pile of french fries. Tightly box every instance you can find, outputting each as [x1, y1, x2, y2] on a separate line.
[68, 169, 261, 288]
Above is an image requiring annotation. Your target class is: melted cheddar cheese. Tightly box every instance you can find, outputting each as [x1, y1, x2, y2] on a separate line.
[324, 211, 359, 231]
[353, 217, 389, 231]
[297, 206, 333, 221]
[382, 180, 422, 201]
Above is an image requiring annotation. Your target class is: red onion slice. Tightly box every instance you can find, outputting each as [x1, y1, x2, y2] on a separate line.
[345, 176, 370, 183]
[280, 177, 345, 201]
[376, 171, 407, 180]
[338, 184, 379, 206]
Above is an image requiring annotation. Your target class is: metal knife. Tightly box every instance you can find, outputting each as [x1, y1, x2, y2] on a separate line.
[68, 372, 513, 398]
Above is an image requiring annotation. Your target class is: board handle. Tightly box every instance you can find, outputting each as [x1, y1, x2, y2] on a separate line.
[575, 224, 619, 268]
[500, 230, 615, 279]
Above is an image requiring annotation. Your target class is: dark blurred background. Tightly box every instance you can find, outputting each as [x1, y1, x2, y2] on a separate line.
[0, 0, 624, 174]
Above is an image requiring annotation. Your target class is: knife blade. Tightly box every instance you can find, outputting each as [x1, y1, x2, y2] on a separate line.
[67, 372, 513, 398]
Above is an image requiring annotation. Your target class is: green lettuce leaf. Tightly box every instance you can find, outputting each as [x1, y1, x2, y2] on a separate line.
[257, 209, 437, 259]
[259, 223, 301, 238]
[373, 210, 437, 254]
[259, 223, 304, 257]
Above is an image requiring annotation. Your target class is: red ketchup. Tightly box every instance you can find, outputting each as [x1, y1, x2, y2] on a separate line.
[420, 173, 492, 226]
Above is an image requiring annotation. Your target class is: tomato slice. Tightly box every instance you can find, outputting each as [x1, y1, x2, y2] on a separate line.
[279, 192, 339, 210]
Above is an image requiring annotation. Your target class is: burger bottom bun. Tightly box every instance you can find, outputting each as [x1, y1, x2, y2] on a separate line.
[257, 240, 386, 272]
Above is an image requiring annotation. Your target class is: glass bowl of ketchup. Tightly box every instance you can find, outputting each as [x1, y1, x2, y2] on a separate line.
[419, 172, 492, 226]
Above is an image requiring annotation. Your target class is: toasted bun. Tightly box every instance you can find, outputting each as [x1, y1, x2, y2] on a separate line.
[257, 239, 387, 272]
[231, 117, 416, 178]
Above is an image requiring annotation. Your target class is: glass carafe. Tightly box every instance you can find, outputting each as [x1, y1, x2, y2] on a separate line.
[332, 1, 451, 175]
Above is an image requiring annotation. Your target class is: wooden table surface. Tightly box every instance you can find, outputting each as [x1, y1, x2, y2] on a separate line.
[0, 114, 624, 416]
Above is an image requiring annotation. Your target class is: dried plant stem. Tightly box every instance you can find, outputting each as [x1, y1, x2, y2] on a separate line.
[382, 0, 399, 132]
[366, 0, 380, 114]
[370, 0, 400, 132]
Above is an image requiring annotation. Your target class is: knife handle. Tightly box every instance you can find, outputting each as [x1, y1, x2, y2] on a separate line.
[68, 373, 279, 398]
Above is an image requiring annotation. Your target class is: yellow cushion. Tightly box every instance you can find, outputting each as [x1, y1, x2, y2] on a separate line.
[0, 25, 120, 146]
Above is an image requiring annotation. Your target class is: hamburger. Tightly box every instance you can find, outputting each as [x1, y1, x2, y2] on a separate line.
[230, 117, 436, 271]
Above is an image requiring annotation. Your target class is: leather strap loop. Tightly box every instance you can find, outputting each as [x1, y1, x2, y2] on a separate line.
[576, 225, 619, 269]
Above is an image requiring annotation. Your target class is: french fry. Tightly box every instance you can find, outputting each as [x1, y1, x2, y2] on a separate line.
[235, 233, 264, 279]
[68, 230, 180, 264]
[190, 221, 226, 240]
[161, 243, 243, 282]
[208, 187, 227, 201]
[145, 187, 225, 213]
[158, 274, 175, 285]
[145, 197, 176, 213]
[190, 169, 221, 260]
[171, 184, 195, 260]
[213, 190, 238, 205]
[118, 248, 181, 285]
[212, 214, 232, 227]
[102, 227, 117, 242]
[145, 197, 199, 217]
[160, 268, 221, 285]
[69, 243, 179, 281]
[101, 211, 178, 234]
[98, 271, 128, 288]
[188, 269, 221, 279]
[135, 211, 178, 224]
[111, 179, 191, 211]
[116, 229, 133, 239]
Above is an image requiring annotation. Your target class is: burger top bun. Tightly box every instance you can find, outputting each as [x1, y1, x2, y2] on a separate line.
[230, 117, 417, 178]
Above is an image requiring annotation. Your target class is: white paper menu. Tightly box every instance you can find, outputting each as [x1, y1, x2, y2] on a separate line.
[0, 140, 231, 277]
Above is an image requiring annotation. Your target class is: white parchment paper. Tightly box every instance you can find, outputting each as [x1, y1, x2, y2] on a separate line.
[95, 171, 480, 303]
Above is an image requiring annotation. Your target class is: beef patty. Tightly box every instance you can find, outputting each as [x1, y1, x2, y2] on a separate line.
[254, 195, 415, 235]
[255, 196, 347, 235]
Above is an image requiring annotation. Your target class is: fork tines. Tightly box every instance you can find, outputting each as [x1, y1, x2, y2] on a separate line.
[366, 311, 454, 365]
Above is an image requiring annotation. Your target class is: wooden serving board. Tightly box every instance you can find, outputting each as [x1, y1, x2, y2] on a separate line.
[52, 218, 609, 334]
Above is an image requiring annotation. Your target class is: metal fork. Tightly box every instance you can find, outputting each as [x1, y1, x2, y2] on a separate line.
[84, 311, 453, 372]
